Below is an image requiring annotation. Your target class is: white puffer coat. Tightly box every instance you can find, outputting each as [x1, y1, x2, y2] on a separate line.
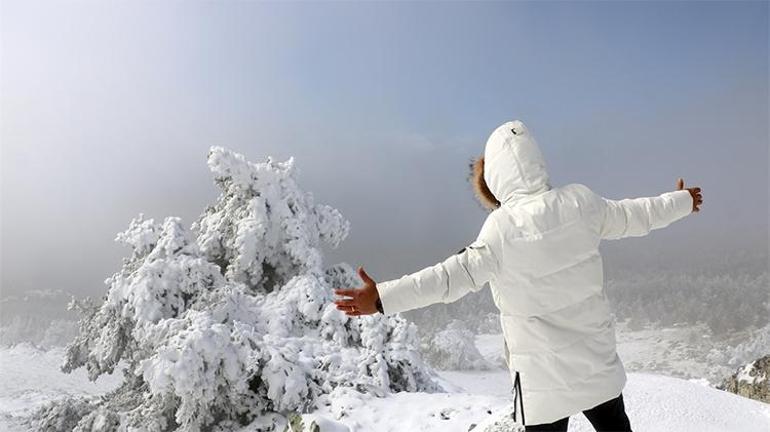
[376, 119, 694, 426]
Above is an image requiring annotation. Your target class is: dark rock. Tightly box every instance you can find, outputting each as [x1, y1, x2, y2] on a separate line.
[719, 355, 770, 403]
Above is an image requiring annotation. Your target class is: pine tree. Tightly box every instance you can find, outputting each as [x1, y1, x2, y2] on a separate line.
[31, 147, 443, 432]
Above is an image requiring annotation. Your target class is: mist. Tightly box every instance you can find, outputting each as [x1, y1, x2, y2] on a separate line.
[1, 1, 767, 302]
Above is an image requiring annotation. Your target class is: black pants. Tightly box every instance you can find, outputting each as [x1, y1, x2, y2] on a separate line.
[524, 393, 632, 432]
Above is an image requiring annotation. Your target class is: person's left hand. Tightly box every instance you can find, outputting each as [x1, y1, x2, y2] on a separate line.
[333, 266, 380, 316]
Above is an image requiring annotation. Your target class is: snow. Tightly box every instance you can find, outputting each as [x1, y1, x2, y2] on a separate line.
[19, 148, 447, 431]
[612, 373, 770, 432]
[737, 361, 767, 385]
[0, 343, 125, 430]
[2, 148, 766, 431]
[3, 335, 769, 432]
[422, 320, 496, 371]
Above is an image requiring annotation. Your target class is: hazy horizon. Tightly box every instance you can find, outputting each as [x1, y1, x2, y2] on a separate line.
[2, 1, 768, 300]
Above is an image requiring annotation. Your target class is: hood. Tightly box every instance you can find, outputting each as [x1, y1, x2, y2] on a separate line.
[483, 119, 552, 204]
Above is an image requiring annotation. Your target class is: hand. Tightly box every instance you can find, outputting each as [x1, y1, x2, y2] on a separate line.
[333, 266, 380, 317]
[676, 178, 703, 213]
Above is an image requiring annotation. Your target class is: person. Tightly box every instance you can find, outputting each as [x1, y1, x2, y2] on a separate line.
[333, 119, 703, 432]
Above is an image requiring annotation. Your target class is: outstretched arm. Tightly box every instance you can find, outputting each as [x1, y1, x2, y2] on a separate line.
[334, 237, 499, 317]
[599, 177, 703, 240]
[377, 239, 498, 315]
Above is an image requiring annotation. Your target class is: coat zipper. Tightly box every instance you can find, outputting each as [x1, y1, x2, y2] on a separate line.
[511, 370, 526, 426]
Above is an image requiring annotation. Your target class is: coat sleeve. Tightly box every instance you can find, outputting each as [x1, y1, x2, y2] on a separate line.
[597, 189, 693, 240]
[376, 217, 501, 316]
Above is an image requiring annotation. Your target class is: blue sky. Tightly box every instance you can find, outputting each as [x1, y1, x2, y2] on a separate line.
[1, 1, 767, 297]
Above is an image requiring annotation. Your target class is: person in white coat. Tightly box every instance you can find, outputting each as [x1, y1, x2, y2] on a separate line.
[333, 119, 703, 432]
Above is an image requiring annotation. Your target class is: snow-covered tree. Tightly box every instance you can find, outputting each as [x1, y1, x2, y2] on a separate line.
[421, 319, 495, 371]
[30, 147, 443, 432]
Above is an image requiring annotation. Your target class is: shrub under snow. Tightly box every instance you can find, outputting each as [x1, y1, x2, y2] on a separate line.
[29, 147, 443, 432]
[422, 319, 495, 371]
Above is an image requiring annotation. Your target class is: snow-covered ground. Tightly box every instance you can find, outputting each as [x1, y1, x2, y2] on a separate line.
[0, 343, 125, 430]
[2, 335, 769, 432]
[613, 321, 755, 385]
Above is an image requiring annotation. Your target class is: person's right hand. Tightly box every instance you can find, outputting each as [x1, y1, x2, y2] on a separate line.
[333, 267, 380, 317]
[676, 178, 703, 213]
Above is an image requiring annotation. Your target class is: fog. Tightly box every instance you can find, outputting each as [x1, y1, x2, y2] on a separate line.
[1, 1, 767, 302]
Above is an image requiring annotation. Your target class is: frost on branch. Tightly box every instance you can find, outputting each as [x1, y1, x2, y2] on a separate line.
[422, 319, 495, 371]
[37, 147, 443, 432]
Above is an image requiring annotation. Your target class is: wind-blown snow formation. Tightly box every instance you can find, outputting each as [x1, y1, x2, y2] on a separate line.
[31, 147, 443, 431]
